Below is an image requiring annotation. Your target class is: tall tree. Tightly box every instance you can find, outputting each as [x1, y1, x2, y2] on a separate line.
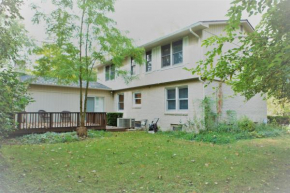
[190, 0, 290, 103]
[0, 0, 32, 68]
[0, 0, 32, 137]
[32, 0, 144, 137]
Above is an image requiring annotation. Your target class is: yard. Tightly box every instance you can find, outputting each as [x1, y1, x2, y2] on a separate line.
[0, 132, 290, 193]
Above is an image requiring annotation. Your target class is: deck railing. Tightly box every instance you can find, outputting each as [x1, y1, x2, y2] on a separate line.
[13, 112, 106, 135]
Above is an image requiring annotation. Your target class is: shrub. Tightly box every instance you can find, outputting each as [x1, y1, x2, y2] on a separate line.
[237, 117, 256, 132]
[268, 116, 290, 125]
[107, 113, 123, 126]
[12, 130, 111, 144]
[0, 70, 32, 138]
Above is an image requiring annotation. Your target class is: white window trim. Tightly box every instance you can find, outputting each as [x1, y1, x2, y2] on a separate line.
[105, 65, 115, 81]
[161, 39, 183, 68]
[145, 51, 152, 72]
[165, 86, 188, 113]
[132, 92, 142, 108]
[117, 93, 124, 111]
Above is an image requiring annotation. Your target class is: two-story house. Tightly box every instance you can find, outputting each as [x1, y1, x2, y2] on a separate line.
[24, 20, 267, 130]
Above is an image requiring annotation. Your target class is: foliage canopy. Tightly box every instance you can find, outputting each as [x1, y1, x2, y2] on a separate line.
[32, 0, 144, 131]
[190, 0, 290, 103]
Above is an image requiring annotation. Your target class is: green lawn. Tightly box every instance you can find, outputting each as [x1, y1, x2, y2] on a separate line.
[1, 132, 290, 193]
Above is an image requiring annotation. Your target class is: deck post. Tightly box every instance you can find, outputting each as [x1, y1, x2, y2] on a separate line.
[50, 113, 53, 129]
[104, 113, 107, 127]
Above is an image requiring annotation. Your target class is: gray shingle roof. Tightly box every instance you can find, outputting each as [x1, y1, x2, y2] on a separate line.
[20, 75, 111, 90]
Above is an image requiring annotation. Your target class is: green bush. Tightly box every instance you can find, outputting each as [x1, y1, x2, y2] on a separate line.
[0, 70, 32, 138]
[159, 121, 287, 144]
[13, 130, 111, 144]
[237, 117, 256, 132]
[107, 112, 123, 126]
[268, 116, 290, 125]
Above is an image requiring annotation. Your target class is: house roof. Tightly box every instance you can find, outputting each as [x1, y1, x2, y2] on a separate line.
[141, 19, 254, 50]
[97, 19, 254, 67]
[20, 75, 112, 90]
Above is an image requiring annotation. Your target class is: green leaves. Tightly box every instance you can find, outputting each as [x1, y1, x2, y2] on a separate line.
[191, 0, 290, 103]
[32, 0, 145, 127]
[0, 68, 32, 137]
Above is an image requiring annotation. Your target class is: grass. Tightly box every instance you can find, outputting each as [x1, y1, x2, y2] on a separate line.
[0, 132, 290, 193]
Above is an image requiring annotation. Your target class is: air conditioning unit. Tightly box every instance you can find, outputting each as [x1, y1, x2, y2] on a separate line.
[117, 118, 135, 128]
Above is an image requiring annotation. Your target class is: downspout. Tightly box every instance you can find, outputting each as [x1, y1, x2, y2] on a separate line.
[190, 28, 206, 130]
[189, 28, 204, 100]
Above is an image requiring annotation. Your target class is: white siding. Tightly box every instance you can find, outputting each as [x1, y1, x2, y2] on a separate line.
[97, 35, 201, 90]
[26, 85, 114, 113]
[113, 80, 204, 130]
[205, 81, 267, 123]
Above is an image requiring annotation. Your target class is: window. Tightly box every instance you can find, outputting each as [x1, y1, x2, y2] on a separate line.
[178, 87, 188, 109]
[118, 94, 124, 111]
[146, 51, 152, 72]
[105, 65, 115, 81]
[110, 65, 115, 80]
[167, 88, 176, 110]
[172, 40, 183, 64]
[131, 57, 136, 75]
[161, 44, 171, 67]
[105, 66, 110, 81]
[166, 86, 188, 110]
[161, 40, 183, 68]
[133, 92, 142, 107]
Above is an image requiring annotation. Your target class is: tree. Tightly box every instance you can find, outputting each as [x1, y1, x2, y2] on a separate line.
[190, 0, 290, 103]
[0, 0, 32, 137]
[0, 68, 32, 137]
[0, 0, 32, 68]
[32, 0, 144, 137]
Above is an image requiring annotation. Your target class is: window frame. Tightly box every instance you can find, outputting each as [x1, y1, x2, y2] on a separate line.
[131, 57, 136, 75]
[133, 92, 142, 108]
[172, 40, 183, 65]
[105, 65, 115, 81]
[165, 86, 188, 111]
[146, 51, 152, 72]
[117, 93, 124, 111]
[161, 44, 171, 68]
[161, 39, 183, 68]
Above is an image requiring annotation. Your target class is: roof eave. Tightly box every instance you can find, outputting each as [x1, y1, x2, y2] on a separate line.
[29, 83, 112, 91]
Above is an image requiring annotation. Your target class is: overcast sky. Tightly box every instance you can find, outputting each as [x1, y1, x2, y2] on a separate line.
[21, 0, 262, 46]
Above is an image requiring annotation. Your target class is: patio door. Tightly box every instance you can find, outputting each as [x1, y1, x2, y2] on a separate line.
[86, 97, 95, 112]
[86, 97, 104, 112]
[95, 97, 104, 112]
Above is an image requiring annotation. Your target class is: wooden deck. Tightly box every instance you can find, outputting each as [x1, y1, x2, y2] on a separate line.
[11, 112, 107, 136]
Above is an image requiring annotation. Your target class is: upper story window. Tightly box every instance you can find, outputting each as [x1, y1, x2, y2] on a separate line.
[118, 94, 124, 111]
[146, 51, 152, 72]
[105, 65, 115, 81]
[166, 86, 188, 111]
[131, 57, 136, 75]
[173, 40, 183, 65]
[161, 40, 183, 68]
[133, 92, 142, 107]
[161, 44, 171, 68]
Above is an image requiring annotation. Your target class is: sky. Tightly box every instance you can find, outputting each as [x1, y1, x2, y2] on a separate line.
[21, 0, 262, 46]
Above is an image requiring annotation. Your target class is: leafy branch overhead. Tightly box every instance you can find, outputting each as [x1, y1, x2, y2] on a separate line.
[31, 0, 144, 132]
[190, 0, 290, 103]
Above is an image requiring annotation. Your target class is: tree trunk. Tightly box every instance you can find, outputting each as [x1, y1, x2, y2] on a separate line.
[77, 2, 87, 137]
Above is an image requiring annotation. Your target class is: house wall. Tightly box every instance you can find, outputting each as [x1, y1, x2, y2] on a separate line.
[204, 81, 267, 123]
[97, 33, 202, 90]
[113, 79, 204, 130]
[26, 85, 114, 112]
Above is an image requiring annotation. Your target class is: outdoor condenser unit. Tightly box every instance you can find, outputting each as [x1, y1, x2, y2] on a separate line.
[117, 118, 135, 128]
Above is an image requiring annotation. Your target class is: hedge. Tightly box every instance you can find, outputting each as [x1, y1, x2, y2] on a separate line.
[107, 113, 123, 126]
[267, 116, 290, 125]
